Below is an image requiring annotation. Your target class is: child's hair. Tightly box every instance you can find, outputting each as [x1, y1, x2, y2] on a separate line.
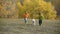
[38, 12, 41, 15]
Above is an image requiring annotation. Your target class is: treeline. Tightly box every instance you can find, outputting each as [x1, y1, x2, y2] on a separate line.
[17, 0, 57, 19]
[0, 0, 57, 19]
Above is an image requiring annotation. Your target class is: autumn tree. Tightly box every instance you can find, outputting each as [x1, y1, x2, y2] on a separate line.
[0, 0, 19, 18]
[17, 0, 57, 19]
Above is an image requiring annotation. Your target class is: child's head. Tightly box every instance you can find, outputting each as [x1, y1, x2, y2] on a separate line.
[38, 12, 41, 15]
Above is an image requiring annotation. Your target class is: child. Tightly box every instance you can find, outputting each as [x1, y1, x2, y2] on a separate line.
[24, 11, 29, 24]
[38, 13, 43, 26]
[32, 18, 36, 25]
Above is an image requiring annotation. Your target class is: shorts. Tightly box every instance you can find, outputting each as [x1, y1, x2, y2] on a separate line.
[24, 18, 28, 23]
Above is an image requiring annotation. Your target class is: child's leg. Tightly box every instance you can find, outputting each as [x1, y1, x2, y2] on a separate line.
[40, 20, 42, 25]
[39, 20, 40, 25]
[34, 21, 36, 25]
[24, 18, 27, 24]
[33, 21, 35, 25]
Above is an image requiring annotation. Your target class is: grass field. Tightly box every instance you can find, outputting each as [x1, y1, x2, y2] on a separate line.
[0, 19, 60, 34]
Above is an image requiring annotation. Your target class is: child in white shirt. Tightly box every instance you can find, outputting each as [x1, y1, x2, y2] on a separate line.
[32, 18, 36, 25]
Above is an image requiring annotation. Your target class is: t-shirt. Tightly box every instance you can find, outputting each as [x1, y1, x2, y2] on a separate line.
[39, 15, 44, 20]
[32, 19, 35, 22]
[24, 13, 29, 18]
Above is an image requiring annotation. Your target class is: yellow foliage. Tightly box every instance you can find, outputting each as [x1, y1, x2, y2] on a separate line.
[17, 0, 57, 19]
[17, 2, 22, 8]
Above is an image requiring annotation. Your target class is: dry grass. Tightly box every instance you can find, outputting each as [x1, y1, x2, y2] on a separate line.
[0, 19, 60, 34]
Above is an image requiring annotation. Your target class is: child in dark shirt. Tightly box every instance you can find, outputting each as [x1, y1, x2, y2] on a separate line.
[38, 13, 44, 26]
